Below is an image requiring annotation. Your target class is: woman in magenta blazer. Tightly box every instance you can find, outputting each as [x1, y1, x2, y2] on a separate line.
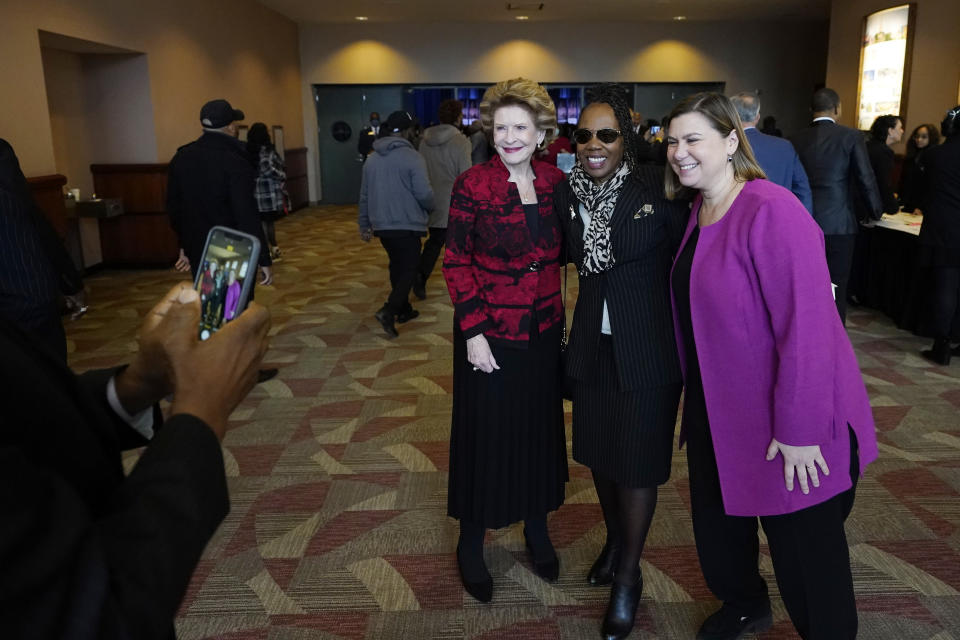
[665, 93, 878, 640]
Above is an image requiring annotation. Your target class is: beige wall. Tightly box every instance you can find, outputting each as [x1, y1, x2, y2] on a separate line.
[1, 0, 302, 179]
[826, 0, 960, 151]
[42, 48, 97, 197]
[298, 19, 829, 199]
[42, 48, 160, 197]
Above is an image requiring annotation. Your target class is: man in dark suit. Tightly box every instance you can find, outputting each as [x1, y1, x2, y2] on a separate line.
[167, 99, 273, 286]
[790, 88, 882, 323]
[731, 92, 813, 213]
[0, 138, 85, 361]
[0, 283, 270, 639]
[357, 111, 381, 159]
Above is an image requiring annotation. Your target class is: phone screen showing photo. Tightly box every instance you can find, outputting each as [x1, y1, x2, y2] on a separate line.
[193, 227, 259, 341]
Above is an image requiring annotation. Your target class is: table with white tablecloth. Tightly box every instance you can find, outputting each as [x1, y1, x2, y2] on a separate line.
[855, 212, 958, 338]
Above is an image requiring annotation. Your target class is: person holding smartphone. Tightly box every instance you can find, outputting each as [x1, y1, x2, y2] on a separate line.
[1, 283, 271, 639]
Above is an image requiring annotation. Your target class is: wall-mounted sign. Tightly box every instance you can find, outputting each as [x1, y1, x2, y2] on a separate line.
[331, 121, 352, 142]
[856, 4, 916, 131]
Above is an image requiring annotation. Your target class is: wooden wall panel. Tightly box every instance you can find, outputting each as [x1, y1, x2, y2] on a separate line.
[91, 163, 178, 265]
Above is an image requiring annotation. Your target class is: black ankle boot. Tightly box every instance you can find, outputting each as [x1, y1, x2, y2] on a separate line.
[922, 338, 951, 365]
[524, 527, 560, 582]
[587, 542, 619, 586]
[456, 542, 492, 603]
[601, 575, 643, 640]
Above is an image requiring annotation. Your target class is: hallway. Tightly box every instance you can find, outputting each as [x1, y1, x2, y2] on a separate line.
[66, 207, 960, 639]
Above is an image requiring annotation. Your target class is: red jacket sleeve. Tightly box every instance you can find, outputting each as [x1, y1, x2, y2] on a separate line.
[442, 172, 491, 338]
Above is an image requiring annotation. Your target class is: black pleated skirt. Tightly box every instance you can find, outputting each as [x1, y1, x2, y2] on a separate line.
[447, 321, 568, 529]
[572, 335, 682, 488]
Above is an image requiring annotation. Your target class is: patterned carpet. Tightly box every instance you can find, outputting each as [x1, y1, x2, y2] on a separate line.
[65, 206, 960, 640]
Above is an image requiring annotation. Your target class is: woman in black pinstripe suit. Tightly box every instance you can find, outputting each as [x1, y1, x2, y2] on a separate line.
[555, 85, 687, 640]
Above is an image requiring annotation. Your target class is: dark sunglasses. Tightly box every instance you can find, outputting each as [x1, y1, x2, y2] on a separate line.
[573, 128, 622, 145]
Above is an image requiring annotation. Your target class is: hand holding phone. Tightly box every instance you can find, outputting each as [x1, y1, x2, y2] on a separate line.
[193, 226, 261, 341]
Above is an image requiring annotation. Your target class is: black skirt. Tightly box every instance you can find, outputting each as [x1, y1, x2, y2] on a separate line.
[447, 321, 568, 529]
[572, 335, 681, 488]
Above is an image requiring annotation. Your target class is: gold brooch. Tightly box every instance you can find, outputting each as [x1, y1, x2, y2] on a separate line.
[634, 204, 654, 219]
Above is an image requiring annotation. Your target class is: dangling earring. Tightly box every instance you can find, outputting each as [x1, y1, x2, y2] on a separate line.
[727, 155, 733, 162]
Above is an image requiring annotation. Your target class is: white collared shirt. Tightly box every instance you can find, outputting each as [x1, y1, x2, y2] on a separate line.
[106, 376, 155, 439]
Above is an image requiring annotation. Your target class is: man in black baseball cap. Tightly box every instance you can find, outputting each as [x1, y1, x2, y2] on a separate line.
[200, 99, 245, 131]
[167, 99, 277, 379]
[381, 110, 414, 135]
[169, 97, 269, 282]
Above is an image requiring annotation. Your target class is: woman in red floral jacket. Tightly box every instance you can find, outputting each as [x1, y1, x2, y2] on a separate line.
[442, 78, 568, 603]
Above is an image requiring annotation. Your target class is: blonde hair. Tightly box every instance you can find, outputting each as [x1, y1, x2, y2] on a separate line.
[479, 77, 557, 151]
[664, 92, 766, 200]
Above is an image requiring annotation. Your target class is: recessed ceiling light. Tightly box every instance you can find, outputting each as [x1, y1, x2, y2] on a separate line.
[355, 16, 368, 21]
[673, 15, 687, 21]
[515, 15, 529, 20]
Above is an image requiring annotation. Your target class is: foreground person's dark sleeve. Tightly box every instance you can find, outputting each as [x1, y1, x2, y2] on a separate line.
[0, 414, 229, 640]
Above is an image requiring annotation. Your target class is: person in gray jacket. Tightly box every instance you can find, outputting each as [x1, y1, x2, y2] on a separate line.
[468, 120, 490, 166]
[358, 110, 434, 338]
[415, 99, 472, 299]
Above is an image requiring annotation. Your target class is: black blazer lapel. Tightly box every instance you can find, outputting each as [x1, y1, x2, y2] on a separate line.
[610, 177, 646, 233]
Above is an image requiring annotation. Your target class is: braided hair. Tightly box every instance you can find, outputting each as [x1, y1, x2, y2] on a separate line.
[582, 83, 641, 172]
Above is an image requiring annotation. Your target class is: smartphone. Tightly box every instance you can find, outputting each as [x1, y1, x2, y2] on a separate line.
[193, 226, 260, 341]
[648, 125, 661, 135]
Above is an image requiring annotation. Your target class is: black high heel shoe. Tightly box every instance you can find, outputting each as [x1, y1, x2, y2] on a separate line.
[601, 575, 643, 640]
[456, 543, 493, 603]
[587, 543, 619, 586]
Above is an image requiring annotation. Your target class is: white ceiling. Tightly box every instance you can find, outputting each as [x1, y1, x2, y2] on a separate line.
[258, 0, 830, 25]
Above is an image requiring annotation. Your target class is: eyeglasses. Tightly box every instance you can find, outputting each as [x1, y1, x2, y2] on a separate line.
[573, 128, 622, 145]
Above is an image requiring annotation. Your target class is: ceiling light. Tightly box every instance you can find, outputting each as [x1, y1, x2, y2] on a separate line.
[673, 15, 687, 21]
[355, 16, 368, 21]
[516, 15, 529, 20]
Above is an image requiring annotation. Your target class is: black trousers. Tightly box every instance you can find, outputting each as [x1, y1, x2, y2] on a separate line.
[687, 417, 860, 640]
[824, 234, 856, 324]
[846, 228, 870, 302]
[417, 227, 447, 283]
[379, 236, 420, 316]
[929, 266, 960, 339]
[260, 210, 280, 248]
